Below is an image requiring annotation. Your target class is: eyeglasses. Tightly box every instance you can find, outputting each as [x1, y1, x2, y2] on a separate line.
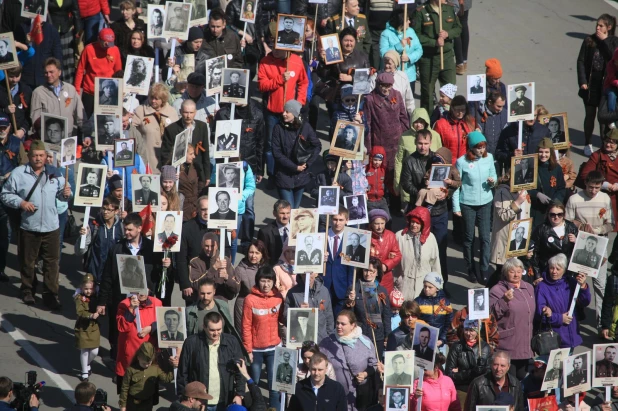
[342, 98, 356, 104]
[549, 212, 564, 218]
[102, 207, 117, 213]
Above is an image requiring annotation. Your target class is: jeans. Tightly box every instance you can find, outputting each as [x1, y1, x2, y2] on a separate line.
[607, 88, 618, 112]
[265, 111, 279, 177]
[83, 13, 104, 45]
[460, 202, 492, 275]
[250, 350, 280, 409]
[454, 10, 469, 65]
[58, 210, 68, 263]
[430, 211, 448, 282]
[278, 187, 304, 209]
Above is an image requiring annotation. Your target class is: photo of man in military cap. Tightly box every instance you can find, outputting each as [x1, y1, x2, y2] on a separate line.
[79, 168, 102, 198]
[510, 84, 533, 117]
[98, 79, 119, 106]
[96, 114, 121, 147]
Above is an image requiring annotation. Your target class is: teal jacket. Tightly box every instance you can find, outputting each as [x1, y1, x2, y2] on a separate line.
[379, 23, 423, 82]
[452, 153, 497, 212]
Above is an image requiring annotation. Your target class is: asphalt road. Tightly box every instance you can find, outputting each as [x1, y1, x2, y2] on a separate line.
[0, 0, 616, 409]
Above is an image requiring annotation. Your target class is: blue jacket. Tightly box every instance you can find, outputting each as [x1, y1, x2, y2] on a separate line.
[238, 162, 255, 215]
[55, 165, 76, 214]
[0, 46, 35, 83]
[415, 290, 453, 344]
[323, 231, 355, 300]
[379, 23, 423, 82]
[473, 106, 509, 157]
[0, 135, 23, 176]
[452, 153, 497, 212]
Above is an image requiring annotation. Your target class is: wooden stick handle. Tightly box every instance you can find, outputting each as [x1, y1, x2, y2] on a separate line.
[439, 4, 444, 70]
[4, 71, 18, 132]
[311, 5, 319, 58]
[402, 5, 408, 71]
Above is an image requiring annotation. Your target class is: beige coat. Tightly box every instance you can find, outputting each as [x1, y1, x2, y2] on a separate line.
[31, 82, 84, 135]
[393, 230, 441, 301]
[132, 103, 178, 172]
[490, 184, 531, 265]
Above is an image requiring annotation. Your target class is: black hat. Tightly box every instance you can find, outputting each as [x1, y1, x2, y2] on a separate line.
[187, 72, 206, 86]
[515, 85, 527, 93]
[109, 174, 122, 190]
[188, 26, 203, 42]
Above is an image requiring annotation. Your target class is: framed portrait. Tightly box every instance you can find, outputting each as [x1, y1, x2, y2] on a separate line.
[411, 323, 439, 370]
[214, 119, 242, 158]
[428, 164, 451, 188]
[507, 82, 535, 122]
[206, 56, 226, 96]
[239, 0, 257, 23]
[116, 255, 148, 295]
[221, 69, 250, 105]
[275, 14, 306, 52]
[147, 5, 166, 38]
[272, 346, 298, 393]
[467, 288, 489, 320]
[60, 137, 78, 167]
[290, 208, 319, 246]
[42, 113, 68, 152]
[592, 343, 618, 387]
[153, 211, 183, 252]
[563, 351, 591, 397]
[177, 54, 195, 83]
[505, 218, 533, 258]
[94, 77, 122, 114]
[352, 68, 371, 95]
[467, 74, 486, 102]
[568, 231, 609, 278]
[216, 161, 244, 191]
[541, 348, 570, 391]
[383, 351, 414, 393]
[385, 386, 410, 411]
[539, 112, 570, 151]
[172, 128, 191, 167]
[186, 0, 208, 26]
[510, 154, 538, 192]
[295, 233, 325, 273]
[156, 306, 187, 348]
[131, 174, 161, 212]
[0, 32, 19, 71]
[318, 186, 340, 215]
[114, 138, 136, 168]
[123, 55, 155, 95]
[94, 113, 121, 151]
[207, 187, 239, 230]
[329, 120, 364, 158]
[21, 0, 48, 20]
[286, 308, 318, 349]
[341, 227, 371, 269]
[320, 34, 343, 65]
[163, 1, 192, 40]
[344, 194, 368, 225]
[74, 163, 107, 207]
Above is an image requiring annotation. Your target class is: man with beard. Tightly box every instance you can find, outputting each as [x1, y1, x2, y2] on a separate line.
[97, 115, 120, 145]
[99, 80, 118, 106]
[127, 58, 148, 88]
[510, 85, 532, 117]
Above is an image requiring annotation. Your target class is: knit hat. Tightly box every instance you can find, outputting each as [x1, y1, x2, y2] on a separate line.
[383, 50, 400, 68]
[537, 137, 554, 149]
[99, 28, 115, 47]
[340, 84, 354, 99]
[439, 83, 457, 100]
[161, 165, 177, 182]
[184, 381, 214, 401]
[423, 272, 443, 290]
[30, 140, 46, 151]
[494, 393, 515, 406]
[467, 131, 486, 148]
[136, 342, 155, 362]
[188, 26, 203, 42]
[485, 58, 503, 79]
[389, 290, 404, 309]
[376, 72, 394, 85]
[284, 99, 302, 118]
[369, 208, 390, 223]
[109, 174, 123, 190]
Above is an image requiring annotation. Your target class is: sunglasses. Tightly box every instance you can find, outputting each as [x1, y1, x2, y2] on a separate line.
[402, 314, 417, 319]
[549, 212, 564, 218]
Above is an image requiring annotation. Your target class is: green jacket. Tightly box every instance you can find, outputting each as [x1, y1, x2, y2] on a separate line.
[119, 364, 174, 408]
[394, 108, 442, 202]
[412, 3, 461, 56]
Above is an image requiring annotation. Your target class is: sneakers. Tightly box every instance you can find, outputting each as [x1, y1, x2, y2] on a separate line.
[43, 293, 62, 310]
[584, 144, 594, 157]
[22, 292, 35, 305]
[456, 64, 465, 75]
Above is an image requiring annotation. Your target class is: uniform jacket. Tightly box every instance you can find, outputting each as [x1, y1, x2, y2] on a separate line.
[289, 377, 347, 411]
[242, 286, 284, 352]
[452, 153, 497, 212]
[411, 3, 461, 56]
[132, 103, 179, 172]
[411, 370, 461, 411]
[433, 115, 475, 161]
[118, 363, 173, 407]
[284, 276, 335, 343]
[379, 23, 423, 82]
[329, 14, 371, 54]
[464, 372, 524, 411]
[74, 293, 100, 349]
[74, 43, 122, 95]
[529, 220, 579, 278]
[31, 82, 84, 136]
[272, 121, 321, 190]
[258, 53, 308, 114]
[161, 119, 210, 183]
[445, 339, 492, 387]
[415, 289, 453, 344]
[371, 229, 402, 294]
[202, 28, 243, 69]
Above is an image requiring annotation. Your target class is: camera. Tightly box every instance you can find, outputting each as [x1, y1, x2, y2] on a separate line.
[92, 389, 107, 411]
[10, 371, 44, 411]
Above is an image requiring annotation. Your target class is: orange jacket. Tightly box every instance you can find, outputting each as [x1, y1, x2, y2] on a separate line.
[242, 286, 284, 353]
[257, 53, 308, 114]
[75, 43, 122, 95]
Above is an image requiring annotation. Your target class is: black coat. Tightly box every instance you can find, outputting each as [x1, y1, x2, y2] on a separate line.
[48, 0, 82, 34]
[272, 121, 321, 190]
[177, 332, 246, 401]
[0, 81, 32, 133]
[111, 18, 148, 60]
[529, 220, 579, 279]
[445, 339, 492, 387]
[202, 28, 244, 69]
[256, 220, 284, 266]
[400, 150, 433, 205]
[601, 269, 618, 331]
[464, 372, 524, 411]
[161, 119, 210, 183]
[386, 324, 410, 351]
[495, 122, 549, 167]
[577, 35, 618, 106]
[288, 377, 347, 411]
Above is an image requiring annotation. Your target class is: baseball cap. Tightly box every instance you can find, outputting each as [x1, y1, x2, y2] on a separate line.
[99, 28, 115, 47]
[184, 381, 213, 401]
[0, 116, 10, 127]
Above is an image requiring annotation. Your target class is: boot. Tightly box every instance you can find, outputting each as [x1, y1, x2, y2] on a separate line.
[456, 64, 465, 75]
[464, 61, 468, 71]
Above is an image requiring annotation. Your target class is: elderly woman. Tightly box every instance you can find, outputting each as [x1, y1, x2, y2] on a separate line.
[489, 257, 535, 380]
[319, 310, 379, 411]
[536, 254, 591, 349]
[368, 209, 402, 294]
[529, 138, 566, 228]
[386, 300, 427, 350]
[445, 319, 492, 390]
[133, 83, 179, 172]
[369, 51, 415, 116]
[233, 239, 269, 328]
[412, 354, 461, 411]
[394, 207, 440, 301]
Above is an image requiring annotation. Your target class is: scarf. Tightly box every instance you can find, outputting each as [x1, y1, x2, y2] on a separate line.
[336, 325, 371, 348]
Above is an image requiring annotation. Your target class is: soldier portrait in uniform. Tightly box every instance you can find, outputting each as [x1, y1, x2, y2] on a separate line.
[79, 168, 102, 198]
[276, 350, 294, 382]
[593, 344, 618, 386]
[286, 308, 318, 348]
[467, 288, 489, 320]
[214, 119, 243, 157]
[384, 351, 414, 387]
[172, 129, 190, 166]
[542, 348, 570, 391]
[217, 121, 239, 152]
[206, 56, 226, 96]
[539, 112, 570, 150]
[507, 82, 535, 122]
[186, 0, 207, 25]
[428, 165, 451, 188]
[330, 120, 364, 158]
[564, 352, 590, 396]
[318, 186, 339, 215]
[467, 74, 486, 102]
[95, 114, 122, 149]
[272, 347, 298, 393]
[116, 255, 148, 294]
[60, 137, 77, 166]
[163, 2, 191, 36]
[221, 69, 249, 104]
[321, 34, 343, 64]
[344, 194, 368, 225]
[132, 174, 161, 211]
[74, 164, 108, 207]
[352, 68, 371, 95]
[114, 139, 135, 168]
[148, 6, 165, 37]
[289, 208, 319, 246]
[0, 33, 18, 70]
[123, 55, 154, 95]
[96, 78, 120, 108]
[568, 232, 608, 276]
[156, 307, 187, 348]
[275, 14, 305, 52]
[510, 154, 538, 192]
[295, 234, 323, 267]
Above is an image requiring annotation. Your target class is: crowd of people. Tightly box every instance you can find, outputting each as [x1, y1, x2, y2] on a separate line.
[2, 0, 618, 410]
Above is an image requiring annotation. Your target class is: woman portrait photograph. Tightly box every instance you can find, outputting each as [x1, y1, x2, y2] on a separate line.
[123, 55, 154, 95]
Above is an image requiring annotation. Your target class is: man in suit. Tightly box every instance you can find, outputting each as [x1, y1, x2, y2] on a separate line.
[134, 175, 159, 206]
[509, 226, 527, 251]
[325, 37, 341, 62]
[116, 141, 133, 162]
[470, 76, 484, 94]
[0, 40, 14, 64]
[345, 233, 365, 262]
[596, 346, 618, 378]
[514, 157, 534, 186]
[385, 354, 412, 385]
[510, 85, 532, 117]
[62, 139, 76, 163]
[161, 309, 184, 341]
[217, 121, 239, 152]
[157, 214, 178, 245]
[222, 71, 245, 99]
[210, 191, 236, 220]
[325, 208, 355, 317]
[257, 200, 291, 266]
[277, 16, 300, 48]
[544, 351, 563, 382]
[572, 236, 602, 269]
[567, 356, 587, 388]
[79, 170, 101, 198]
[413, 327, 434, 362]
[328, 0, 371, 55]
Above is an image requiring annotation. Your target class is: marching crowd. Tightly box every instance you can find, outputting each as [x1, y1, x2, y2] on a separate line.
[2, 0, 618, 410]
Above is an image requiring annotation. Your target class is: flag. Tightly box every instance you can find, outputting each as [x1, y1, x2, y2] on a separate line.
[139, 205, 153, 235]
[30, 15, 44, 46]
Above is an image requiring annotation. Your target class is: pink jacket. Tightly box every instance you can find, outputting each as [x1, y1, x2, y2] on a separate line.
[411, 370, 461, 411]
[604, 48, 618, 91]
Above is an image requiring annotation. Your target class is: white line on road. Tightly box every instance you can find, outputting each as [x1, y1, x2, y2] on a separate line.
[0, 313, 75, 404]
[606, 0, 618, 10]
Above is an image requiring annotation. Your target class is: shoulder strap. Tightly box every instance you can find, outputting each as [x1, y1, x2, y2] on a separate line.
[25, 170, 45, 202]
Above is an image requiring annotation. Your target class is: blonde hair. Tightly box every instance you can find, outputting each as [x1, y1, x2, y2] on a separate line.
[148, 83, 170, 105]
[535, 104, 549, 118]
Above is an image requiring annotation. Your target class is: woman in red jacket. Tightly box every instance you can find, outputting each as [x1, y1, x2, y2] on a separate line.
[368, 208, 402, 295]
[242, 266, 284, 410]
[433, 95, 477, 161]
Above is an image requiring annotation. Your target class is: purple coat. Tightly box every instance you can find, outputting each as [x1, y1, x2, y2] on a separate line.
[489, 280, 536, 360]
[534, 273, 591, 348]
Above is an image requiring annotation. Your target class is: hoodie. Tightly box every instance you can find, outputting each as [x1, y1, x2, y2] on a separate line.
[365, 146, 387, 202]
[604, 48, 618, 92]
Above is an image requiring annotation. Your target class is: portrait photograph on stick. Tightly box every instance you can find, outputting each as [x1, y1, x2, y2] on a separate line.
[467, 288, 489, 320]
[352, 68, 371, 95]
[186, 0, 208, 26]
[507, 82, 535, 122]
[0, 32, 19, 71]
[275, 14, 306, 52]
[272, 346, 298, 394]
[156, 306, 187, 348]
[214, 119, 242, 158]
[428, 164, 451, 188]
[216, 162, 243, 191]
[123, 55, 155, 95]
[385, 386, 409, 411]
[317, 186, 340, 215]
[294, 233, 325, 273]
[564, 351, 591, 397]
[466, 74, 486, 102]
[60, 137, 78, 166]
[344, 194, 368, 225]
[172, 128, 190, 167]
[147, 5, 165, 38]
[505, 218, 533, 258]
[221, 69, 250, 104]
[411, 323, 439, 370]
[74, 163, 107, 207]
[541, 348, 570, 391]
[153, 211, 183, 252]
[289, 208, 319, 246]
[41, 113, 68, 152]
[206, 55, 226, 96]
[131, 174, 161, 211]
[510, 154, 538, 192]
[94, 77, 121, 113]
[162, 1, 192, 40]
[320, 34, 343, 65]
[539, 112, 570, 150]
[94, 113, 121, 151]
[286, 308, 318, 349]
[207, 187, 239, 230]
[239, 0, 257, 23]
[116, 255, 148, 295]
[114, 138, 135, 168]
[568, 231, 608, 277]
[383, 351, 414, 390]
[329, 120, 363, 158]
[592, 343, 618, 387]
[341, 227, 371, 269]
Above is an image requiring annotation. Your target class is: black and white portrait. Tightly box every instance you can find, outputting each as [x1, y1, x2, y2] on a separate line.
[74, 164, 107, 207]
[214, 119, 242, 157]
[216, 162, 242, 190]
[295, 233, 325, 273]
[467, 288, 489, 321]
[0, 33, 18, 70]
[114, 139, 135, 168]
[221, 69, 249, 105]
[290, 208, 319, 246]
[131, 174, 161, 211]
[510, 154, 538, 192]
[95, 114, 121, 150]
[540, 112, 570, 150]
[330, 120, 364, 158]
[286, 308, 318, 348]
[148, 5, 165, 37]
[153, 211, 183, 252]
[341, 227, 371, 269]
[21, 0, 47, 20]
[172, 128, 190, 167]
[508, 82, 535, 122]
[186, 0, 207, 25]
[412, 323, 439, 370]
[505, 218, 532, 258]
[592, 343, 618, 387]
[318, 186, 340, 215]
[467, 74, 486, 102]
[207, 187, 239, 230]
[568, 232, 609, 277]
[352, 68, 371, 95]
[156, 306, 187, 348]
[272, 347, 298, 393]
[123, 55, 155, 95]
[320, 34, 342, 65]
[384, 351, 414, 387]
[344, 194, 368, 225]
[95, 78, 120, 111]
[206, 56, 226, 96]
[116, 255, 148, 295]
[428, 165, 450, 188]
[385, 387, 409, 411]
[239, 0, 257, 23]
[541, 348, 569, 391]
[42, 113, 68, 151]
[564, 352, 591, 396]
[163, 1, 191, 39]
[275, 14, 306, 52]
[60, 137, 77, 166]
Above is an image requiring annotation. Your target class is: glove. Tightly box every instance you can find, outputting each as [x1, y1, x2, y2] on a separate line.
[536, 192, 551, 204]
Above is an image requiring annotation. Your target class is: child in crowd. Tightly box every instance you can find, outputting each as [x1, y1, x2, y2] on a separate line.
[178, 143, 199, 221]
[430, 83, 457, 125]
[365, 146, 391, 220]
[414, 272, 453, 354]
[160, 165, 184, 213]
[415, 147, 461, 210]
[74, 274, 100, 382]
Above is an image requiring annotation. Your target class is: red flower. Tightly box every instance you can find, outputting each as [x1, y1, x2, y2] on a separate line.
[162, 234, 179, 251]
[600, 208, 607, 218]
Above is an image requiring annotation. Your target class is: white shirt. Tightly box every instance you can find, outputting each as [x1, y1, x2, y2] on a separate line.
[328, 228, 343, 253]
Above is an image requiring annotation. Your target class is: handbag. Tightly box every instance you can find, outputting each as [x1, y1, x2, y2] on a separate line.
[531, 317, 562, 355]
[293, 129, 313, 164]
[64, 209, 80, 240]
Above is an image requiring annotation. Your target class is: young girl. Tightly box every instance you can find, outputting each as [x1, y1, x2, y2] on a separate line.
[160, 165, 183, 212]
[74, 274, 101, 382]
[414, 272, 453, 354]
[119, 342, 173, 411]
[178, 143, 199, 221]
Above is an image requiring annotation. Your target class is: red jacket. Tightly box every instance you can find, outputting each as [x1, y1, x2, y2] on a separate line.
[75, 43, 122, 95]
[77, 0, 110, 19]
[115, 296, 162, 376]
[257, 53, 308, 114]
[371, 229, 402, 294]
[242, 286, 284, 353]
[433, 117, 475, 161]
[365, 146, 387, 201]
